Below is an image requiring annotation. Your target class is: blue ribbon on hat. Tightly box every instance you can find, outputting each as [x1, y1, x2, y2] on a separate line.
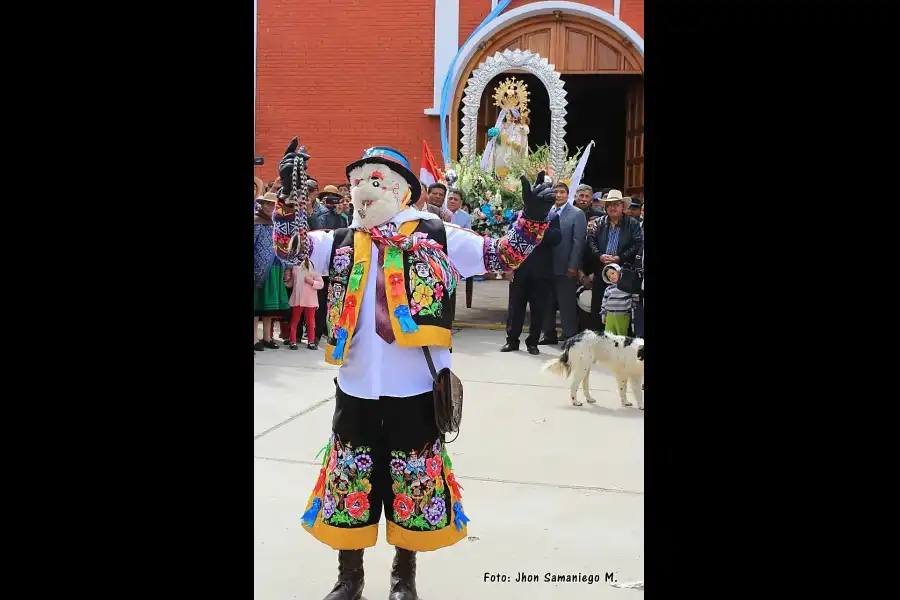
[361, 147, 412, 171]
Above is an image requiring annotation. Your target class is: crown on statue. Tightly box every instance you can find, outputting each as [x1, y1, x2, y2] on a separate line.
[492, 77, 529, 113]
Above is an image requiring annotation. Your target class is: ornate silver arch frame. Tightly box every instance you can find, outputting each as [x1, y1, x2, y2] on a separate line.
[460, 49, 567, 176]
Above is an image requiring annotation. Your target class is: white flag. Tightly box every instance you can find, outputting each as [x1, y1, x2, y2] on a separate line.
[480, 108, 510, 170]
[567, 140, 595, 205]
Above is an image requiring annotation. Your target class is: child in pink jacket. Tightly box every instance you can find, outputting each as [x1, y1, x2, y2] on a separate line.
[286, 254, 324, 351]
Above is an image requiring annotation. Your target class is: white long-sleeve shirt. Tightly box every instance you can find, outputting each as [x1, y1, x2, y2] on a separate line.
[308, 208, 487, 400]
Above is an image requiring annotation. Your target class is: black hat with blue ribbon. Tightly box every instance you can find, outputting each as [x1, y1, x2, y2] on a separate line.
[346, 146, 422, 205]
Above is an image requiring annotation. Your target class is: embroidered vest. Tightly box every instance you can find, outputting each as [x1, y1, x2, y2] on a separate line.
[323, 219, 453, 366]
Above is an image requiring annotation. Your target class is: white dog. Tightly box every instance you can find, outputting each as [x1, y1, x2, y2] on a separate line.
[543, 330, 644, 409]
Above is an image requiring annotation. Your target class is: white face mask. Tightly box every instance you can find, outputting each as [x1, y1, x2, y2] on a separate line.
[348, 164, 409, 229]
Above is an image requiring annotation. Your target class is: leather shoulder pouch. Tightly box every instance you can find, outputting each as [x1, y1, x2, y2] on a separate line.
[422, 347, 463, 443]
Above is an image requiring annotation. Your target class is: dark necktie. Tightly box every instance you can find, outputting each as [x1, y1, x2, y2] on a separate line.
[374, 243, 396, 344]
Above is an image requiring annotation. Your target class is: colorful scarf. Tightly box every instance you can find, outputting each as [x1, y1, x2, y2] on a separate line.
[364, 223, 462, 295]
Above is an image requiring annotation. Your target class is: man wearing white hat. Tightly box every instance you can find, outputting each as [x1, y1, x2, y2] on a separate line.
[586, 189, 643, 331]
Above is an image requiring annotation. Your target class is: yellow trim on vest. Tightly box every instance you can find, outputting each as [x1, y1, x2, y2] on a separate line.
[300, 490, 379, 550]
[324, 342, 338, 362]
[324, 231, 372, 366]
[399, 220, 418, 235]
[396, 325, 452, 347]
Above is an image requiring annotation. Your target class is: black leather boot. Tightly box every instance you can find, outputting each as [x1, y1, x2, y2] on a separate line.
[388, 548, 418, 600]
[323, 549, 365, 600]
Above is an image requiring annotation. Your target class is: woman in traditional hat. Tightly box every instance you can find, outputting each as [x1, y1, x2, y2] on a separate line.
[254, 192, 290, 351]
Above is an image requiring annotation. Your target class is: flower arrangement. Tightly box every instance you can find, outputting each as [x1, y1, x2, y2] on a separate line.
[447, 144, 584, 237]
[507, 143, 583, 186]
[447, 159, 510, 237]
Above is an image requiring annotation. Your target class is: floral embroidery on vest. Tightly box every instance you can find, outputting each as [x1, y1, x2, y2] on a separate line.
[407, 257, 445, 318]
[326, 247, 353, 340]
[322, 436, 374, 526]
[326, 281, 346, 340]
[332, 247, 352, 275]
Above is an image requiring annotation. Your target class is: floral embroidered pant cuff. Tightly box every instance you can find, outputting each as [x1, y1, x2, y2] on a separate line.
[301, 385, 469, 552]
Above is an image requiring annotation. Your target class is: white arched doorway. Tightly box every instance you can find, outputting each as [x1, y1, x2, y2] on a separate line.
[460, 49, 568, 176]
[450, 2, 645, 195]
[448, 1, 643, 105]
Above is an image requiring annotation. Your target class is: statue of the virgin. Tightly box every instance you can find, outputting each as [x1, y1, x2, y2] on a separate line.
[485, 77, 530, 179]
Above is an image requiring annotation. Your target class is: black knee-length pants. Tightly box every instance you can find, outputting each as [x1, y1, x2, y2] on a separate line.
[300, 384, 470, 552]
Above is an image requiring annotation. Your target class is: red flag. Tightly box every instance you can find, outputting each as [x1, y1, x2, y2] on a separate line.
[420, 140, 444, 187]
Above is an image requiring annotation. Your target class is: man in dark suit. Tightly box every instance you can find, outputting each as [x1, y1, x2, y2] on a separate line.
[501, 210, 562, 354]
[539, 183, 587, 345]
[586, 190, 643, 331]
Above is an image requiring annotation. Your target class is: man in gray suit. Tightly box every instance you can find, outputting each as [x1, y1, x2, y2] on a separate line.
[539, 182, 587, 345]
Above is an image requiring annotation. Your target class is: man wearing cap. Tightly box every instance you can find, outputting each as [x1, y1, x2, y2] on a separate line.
[586, 189, 643, 331]
[306, 177, 329, 231]
[592, 190, 608, 210]
[316, 185, 349, 231]
[279, 141, 554, 600]
[628, 196, 643, 220]
[337, 183, 353, 222]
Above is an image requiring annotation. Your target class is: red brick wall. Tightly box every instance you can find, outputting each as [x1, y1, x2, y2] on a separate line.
[256, 1, 643, 183]
[505, 0, 615, 17]
[256, 0, 443, 185]
[619, 0, 644, 38]
[459, 0, 492, 47]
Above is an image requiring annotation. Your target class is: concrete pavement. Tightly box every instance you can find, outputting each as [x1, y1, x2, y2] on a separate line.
[452, 277, 513, 327]
[254, 327, 644, 600]
[453, 277, 567, 331]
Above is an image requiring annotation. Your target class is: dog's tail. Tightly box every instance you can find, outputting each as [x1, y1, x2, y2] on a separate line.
[542, 346, 572, 378]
